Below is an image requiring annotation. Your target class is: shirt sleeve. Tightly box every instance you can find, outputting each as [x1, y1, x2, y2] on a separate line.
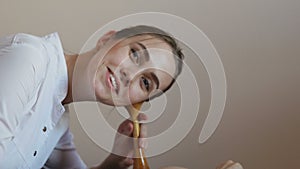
[43, 129, 87, 169]
[0, 33, 47, 140]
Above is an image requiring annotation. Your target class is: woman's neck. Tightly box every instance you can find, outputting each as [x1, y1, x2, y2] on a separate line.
[62, 53, 78, 105]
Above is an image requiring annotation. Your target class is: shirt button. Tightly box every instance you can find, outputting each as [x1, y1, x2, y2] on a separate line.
[42, 126, 47, 132]
[33, 151, 37, 156]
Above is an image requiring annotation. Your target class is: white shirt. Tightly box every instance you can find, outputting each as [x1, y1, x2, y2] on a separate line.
[0, 33, 87, 168]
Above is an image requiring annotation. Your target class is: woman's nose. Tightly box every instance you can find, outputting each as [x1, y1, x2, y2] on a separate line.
[120, 68, 130, 87]
[119, 60, 141, 87]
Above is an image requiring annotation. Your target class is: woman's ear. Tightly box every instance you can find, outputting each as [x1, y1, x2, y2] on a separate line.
[96, 30, 116, 50]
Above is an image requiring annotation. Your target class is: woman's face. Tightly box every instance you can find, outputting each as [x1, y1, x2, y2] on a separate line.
[94, 35, 176, 106]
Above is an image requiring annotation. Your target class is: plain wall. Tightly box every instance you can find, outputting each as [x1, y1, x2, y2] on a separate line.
[1, 0, 299, 169]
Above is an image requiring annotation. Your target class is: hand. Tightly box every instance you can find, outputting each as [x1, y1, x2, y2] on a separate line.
[216, 160, 243, 169]
[97, 113, 148, 169]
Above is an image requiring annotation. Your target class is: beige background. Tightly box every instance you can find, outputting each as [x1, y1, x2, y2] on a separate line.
[1, 0, 299, 169]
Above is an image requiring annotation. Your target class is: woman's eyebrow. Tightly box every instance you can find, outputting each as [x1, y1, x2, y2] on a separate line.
[137, 42, 150, 62]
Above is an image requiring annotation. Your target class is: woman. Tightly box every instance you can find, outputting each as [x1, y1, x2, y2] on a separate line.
[0, 24, 182, 169]
[65, 25, 185, 168]
[0, 25, 241, 169]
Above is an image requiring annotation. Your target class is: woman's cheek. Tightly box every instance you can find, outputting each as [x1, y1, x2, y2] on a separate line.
[111, 50, 129, 66]
[128, 82, 145, 104]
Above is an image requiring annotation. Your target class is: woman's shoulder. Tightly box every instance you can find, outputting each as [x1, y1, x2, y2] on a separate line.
[0, 33, 58, 93]
[0, 32, 61, 49]
[0, 32, 64, 65]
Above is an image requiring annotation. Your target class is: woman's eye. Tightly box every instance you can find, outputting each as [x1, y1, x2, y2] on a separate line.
[141, 76, 150, 91]
[130, 48, 139, 64]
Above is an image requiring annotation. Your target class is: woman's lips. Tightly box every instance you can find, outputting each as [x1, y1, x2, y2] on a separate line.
[106, 67, 119, 94]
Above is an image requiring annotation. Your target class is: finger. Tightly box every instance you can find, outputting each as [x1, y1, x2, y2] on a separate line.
[137, 113, 148, 121]
[226, 163, 243, 169]
[127, 150, 134, 159]
[118, 121, 133, 136]
[139, 137, 148, 149]
[216, 160, 234, 169]
[160, 167, 188, 169]
[119, 158, 134, 168]
[121, 151, 134, 167]
[124, 122, 133, 136]
[117, 119, 132, 133]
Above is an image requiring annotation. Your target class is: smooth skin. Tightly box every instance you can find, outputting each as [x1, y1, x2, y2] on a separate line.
[63, 31, 176, 106]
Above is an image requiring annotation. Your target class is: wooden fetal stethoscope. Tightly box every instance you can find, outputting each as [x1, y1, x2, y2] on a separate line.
[127, 102, 150, 169]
